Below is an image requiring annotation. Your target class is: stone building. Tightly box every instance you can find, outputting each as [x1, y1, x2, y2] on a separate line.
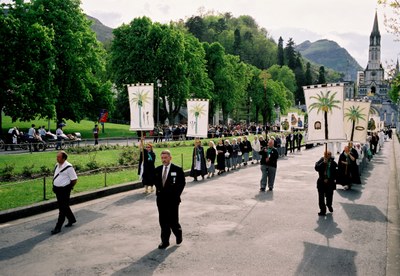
[356, 12, 398, 127]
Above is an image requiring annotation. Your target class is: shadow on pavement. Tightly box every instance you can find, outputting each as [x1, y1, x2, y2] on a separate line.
[254, 191, 274, 202]
[296, 241, 357, 275]
[112, 247, 178, 276]
[340, 203, 388, 222]
[314, 215, 342, 242]
[112, 192, 154, 207]
[0, 232, 50, 261]
[0, 209, 104, 261]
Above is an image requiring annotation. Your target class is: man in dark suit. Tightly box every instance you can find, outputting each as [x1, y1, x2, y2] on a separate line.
[155, 150, 186, 249]
[315, 151, 337, 216]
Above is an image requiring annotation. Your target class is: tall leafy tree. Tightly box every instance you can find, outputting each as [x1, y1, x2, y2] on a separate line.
[0, 1, 55, 133]
[233, 28, 242, 57]
[284, 38, 297, 70]
[277, 36, 284, 66]
[305, 62, 313, 85]
[294, 56, 306, 104]
[318, 66, 326, 84]
[31, 0, 113, 123]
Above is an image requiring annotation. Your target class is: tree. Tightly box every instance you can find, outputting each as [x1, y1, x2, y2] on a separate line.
[318, 66, 326, 84]
[378, 1, 400, 102]
[267, 65, 296, 102]
[344, 105, 366, 143]
[378, 0, 400, 38]
[277, 36, 284, 66]
[305, 62, 313, 85]
[233, 28, 242, 57]
[111, 17, 211, 124]
[308, 90, 341, 146]
[0, 1, 55, 133]
[31, 0, 113, 124]
[284, 38, 297, 70]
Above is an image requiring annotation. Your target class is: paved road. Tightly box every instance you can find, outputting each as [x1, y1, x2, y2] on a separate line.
[0, 138, 399, 275]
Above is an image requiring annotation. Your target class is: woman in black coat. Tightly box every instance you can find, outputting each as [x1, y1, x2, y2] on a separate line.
[138, 143, 156, 193]
[190, 140, 207, 181]
[216, 139, 227, 175]
[206, 141, 217, 178]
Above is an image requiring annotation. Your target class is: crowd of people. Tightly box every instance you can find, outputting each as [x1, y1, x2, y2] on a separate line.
[3, 123, 82, 151]
[315, 128, 393, 216]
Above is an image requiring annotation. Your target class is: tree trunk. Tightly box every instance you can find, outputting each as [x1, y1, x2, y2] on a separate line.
[350, 120, 355, 143]
[324, 111, 328, 140]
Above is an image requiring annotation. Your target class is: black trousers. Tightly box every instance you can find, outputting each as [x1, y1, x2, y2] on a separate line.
[318, 189, 333, 213]
[157, 200, 182, 243]
[53, 184, 76, 229]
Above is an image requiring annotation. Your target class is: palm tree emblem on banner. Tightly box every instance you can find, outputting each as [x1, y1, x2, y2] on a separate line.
[130, 90, 150, 128]
[308, 90, 341, 141]
[190, 103, 206, 135]
[344, 105, 366, 143]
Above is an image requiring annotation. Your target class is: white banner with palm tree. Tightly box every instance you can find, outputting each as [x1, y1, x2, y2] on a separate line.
[187, 99, 209, 138]
[304, 83, 346, 143]
[128, 83, 154, 131]
[343, 99, 371, 143]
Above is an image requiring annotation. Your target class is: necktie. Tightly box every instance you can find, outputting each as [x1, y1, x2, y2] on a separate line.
[162, 166, 168, 186]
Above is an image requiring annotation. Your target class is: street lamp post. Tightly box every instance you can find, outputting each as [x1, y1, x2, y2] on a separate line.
[157, 79, 162, 126]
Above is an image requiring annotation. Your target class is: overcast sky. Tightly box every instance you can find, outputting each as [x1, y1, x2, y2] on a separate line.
[80, 0, 399, 69]
[4, 0, 398, 68]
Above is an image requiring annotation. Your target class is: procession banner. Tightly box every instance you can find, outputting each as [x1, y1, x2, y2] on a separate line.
[128, 83, 154, 131]
[287, 112, 299, 129]
[280, 116, 290, 132]
[296, 115, 305, 129]
[304, 83, 346, 143]
[186, 99, 209, 138]
[368, 115, 380, 132]
[343, 99, 371, 143]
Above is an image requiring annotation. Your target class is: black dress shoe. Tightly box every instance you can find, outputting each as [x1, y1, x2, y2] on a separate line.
[158, 242, 170, 249]
[328, 206, 333, 213]
[318, 212, 326, 216]
[51, 228, 61, 235]
[176, 235, 183, 245]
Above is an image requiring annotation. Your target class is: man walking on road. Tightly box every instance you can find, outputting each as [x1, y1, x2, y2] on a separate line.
[259, 139, 279, 191]
[315, 150, 337, 216]
[155, 150, 186, 249]
[51, 151, 78, 234]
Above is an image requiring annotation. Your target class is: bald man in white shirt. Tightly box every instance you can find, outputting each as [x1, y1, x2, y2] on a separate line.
[51, 151, 78, 235]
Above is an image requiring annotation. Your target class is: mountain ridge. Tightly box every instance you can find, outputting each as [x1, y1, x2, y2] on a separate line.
[296, 39, 363, 81]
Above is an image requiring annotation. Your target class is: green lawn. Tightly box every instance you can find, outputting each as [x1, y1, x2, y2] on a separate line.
[0, 145, 196, 211]
[1, 115, 135, 139]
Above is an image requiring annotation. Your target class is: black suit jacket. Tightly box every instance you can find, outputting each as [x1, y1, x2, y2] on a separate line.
[155, 163, 186, 203]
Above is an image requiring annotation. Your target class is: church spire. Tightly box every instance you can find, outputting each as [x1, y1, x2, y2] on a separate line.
[370, 11, 381, 46]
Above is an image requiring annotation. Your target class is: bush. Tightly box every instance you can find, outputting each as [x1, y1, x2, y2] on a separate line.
[119, 146, 139, 165]
[1, 163, 15, 181]
[22, 165, 35, 178]
[40, 165, 52, 176]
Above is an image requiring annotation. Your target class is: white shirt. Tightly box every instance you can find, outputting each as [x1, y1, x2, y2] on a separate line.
[56, 128, 63, 136]
[53, 161, 77, 187]
[28, 127, 35, 138]
[252, 140, 261, 151]
[162, 164, 171, 177]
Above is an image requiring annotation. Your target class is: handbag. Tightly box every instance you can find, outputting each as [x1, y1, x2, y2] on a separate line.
[238, 151, 242, 156]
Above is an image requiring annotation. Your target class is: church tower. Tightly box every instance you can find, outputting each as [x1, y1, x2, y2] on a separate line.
[363, 11, 385, 94]
[357, 11, 387, 99]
